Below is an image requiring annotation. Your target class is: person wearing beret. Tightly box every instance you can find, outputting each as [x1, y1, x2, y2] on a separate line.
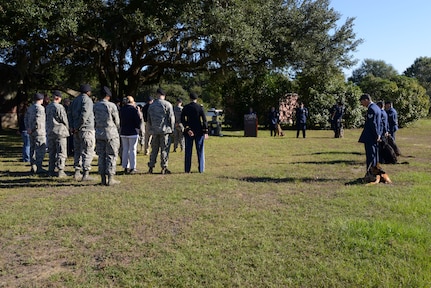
[147, 88, 175, 174]
[94, 86, 121, 185]
[68, 84, 95, 181]
[24, 93, 47, 174]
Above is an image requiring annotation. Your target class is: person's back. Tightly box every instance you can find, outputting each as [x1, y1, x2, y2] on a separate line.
[25, 102, 46, 137]
[46, 102, 69, 138]
[182, 102, 207, 137]
[148, 98, 174, 135]
[385, 102, 399, 139]
[69, 93, 94, 132]
[147, 88, 174, 174]
[94, 99, 120, 140]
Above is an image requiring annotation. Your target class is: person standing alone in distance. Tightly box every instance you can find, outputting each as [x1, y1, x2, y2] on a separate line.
[295, 101, 308, 138]
[181, 92, 209, 173]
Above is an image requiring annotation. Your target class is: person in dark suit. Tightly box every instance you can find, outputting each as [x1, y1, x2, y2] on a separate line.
[295, 102, 308, 138]
[181, 92, 209, 173]
[358, 94, 382, 172]
[384, 101, 399, 140]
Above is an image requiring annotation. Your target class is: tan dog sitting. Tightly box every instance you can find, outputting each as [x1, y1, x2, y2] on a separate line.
[364, 163, 392, 185]
[276, 124, 284, 136]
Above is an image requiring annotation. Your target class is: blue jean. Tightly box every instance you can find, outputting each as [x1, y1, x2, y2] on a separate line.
[21, 131, 30, 162]
[184, 135, 205, 173]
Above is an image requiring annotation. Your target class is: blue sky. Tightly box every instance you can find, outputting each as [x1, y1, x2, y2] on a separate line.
[329, 0, 431, 77]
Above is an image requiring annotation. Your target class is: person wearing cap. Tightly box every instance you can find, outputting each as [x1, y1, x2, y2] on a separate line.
[45, 90, 70, 177]
[173, 98, 185, 152]
[147, 88, 175, 174]
[24, 93, 47, 174]
[384, 101, 399, 141]
[141, 96, 154, 155]
[68, 84, 95, 181]
[94, 86, 121, 185]
[119, 95, 141, 174]
[358, 93, 382, 175]
[181, 92, 209, 173]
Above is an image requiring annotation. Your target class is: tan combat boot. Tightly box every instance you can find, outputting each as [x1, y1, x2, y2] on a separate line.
[107, 175, 120, 186]
[81, 170, 94, 181]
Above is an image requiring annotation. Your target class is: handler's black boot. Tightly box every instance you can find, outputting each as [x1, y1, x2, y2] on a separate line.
[100, 174, 107, 186]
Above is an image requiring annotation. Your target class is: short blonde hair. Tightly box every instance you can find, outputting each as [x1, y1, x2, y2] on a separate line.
[123, 95, 135, 105]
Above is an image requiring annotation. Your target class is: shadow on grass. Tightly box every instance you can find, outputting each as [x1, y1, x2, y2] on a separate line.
[224, 176, 345, 183]
[293, 151, 363, 157]
[344, 178, 365, 185]
[290, 160, 363, 165]
[311, 151, 363, 156]
[0, 170, 101, 188]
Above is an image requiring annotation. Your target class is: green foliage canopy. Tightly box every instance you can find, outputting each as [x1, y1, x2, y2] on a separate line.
[0, 0, 361, 101]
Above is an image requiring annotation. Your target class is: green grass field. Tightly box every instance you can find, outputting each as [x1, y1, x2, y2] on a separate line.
[1, 121, 430, 287]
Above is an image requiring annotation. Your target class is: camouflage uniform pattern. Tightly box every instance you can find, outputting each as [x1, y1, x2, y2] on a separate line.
[147, 99, 174, 169]
[68, 93, 95, 172]
[24, 103, 46, 170]
[173, 105, 185, 151]
[46, 102, 70, 173]
[94, 99, 120, 176]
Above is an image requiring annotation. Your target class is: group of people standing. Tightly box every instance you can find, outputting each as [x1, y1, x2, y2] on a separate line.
[267, 102, 309, 138]
[19, 85, 209, 186]
[358, 94, 398, 180]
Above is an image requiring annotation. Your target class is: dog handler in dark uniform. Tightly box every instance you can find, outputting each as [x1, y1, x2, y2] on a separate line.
[358, 94, 381, 174]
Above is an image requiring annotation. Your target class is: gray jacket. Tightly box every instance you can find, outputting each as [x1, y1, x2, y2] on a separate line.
[68, 93, 94, 131]
[94, 99, 120, 140]
[46, 102, 70, 138]
[147, 99, 174, 135]
[24, 103, 46, 137]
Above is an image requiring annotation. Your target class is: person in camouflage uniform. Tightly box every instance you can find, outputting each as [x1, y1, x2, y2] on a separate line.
[94, 86, 121, 186]
[68, 84, 95, 181]
[45, 90, 70, 177]
[147, 88, 175, 174]
[25, 93, 47, 174]
[173, 98, 185, 152]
